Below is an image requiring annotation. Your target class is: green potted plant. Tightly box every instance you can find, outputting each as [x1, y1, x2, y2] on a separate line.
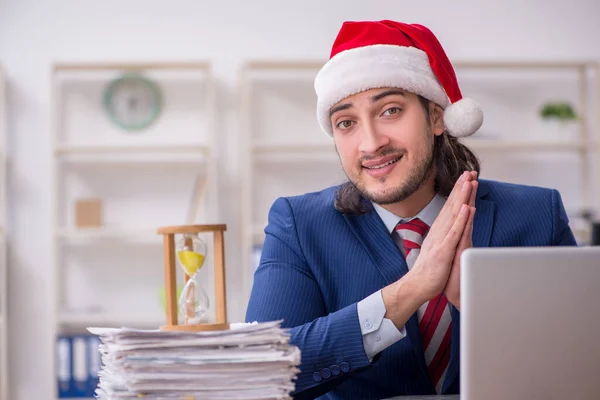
[539, 102, 579, 142]
[540, 103, 578, 121]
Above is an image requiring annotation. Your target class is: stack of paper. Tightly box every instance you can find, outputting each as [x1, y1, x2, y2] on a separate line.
[87, 320, 301, 400]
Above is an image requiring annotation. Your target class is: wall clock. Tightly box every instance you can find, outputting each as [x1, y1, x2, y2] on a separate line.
[103, 73, 162, 131]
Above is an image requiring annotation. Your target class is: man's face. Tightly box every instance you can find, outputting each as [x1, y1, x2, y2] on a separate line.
[331, 88, 444, 205]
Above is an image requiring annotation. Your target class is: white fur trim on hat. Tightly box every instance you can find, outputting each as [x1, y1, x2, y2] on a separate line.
[443, 97, 484, 138]
[315, 44, 450, 137]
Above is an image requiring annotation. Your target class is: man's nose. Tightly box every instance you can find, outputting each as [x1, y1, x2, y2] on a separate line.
[358, 120, 389, 154]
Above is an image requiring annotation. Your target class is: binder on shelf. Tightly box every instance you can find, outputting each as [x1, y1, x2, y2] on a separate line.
[56, 333, 102, 398]
[72, 336, 88, 397]
[56, 335, 72, 398]
[88, 335, 101, 396]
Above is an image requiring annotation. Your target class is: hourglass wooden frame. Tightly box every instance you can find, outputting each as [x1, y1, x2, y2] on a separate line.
[157, 224, 229, 332]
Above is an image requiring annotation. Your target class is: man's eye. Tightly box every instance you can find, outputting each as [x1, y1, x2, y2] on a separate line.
[383, 107, 402, 115]
[337, 120, 353, 129]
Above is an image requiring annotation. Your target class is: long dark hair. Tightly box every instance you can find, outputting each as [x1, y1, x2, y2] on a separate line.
[334, 96, 481, 215]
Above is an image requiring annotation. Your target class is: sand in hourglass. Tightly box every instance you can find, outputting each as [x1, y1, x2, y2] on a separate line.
[177, 251, 205, 276]
[177, 236, 209, 324]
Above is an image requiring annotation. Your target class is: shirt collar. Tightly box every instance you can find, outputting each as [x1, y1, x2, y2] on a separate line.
[372, 194, 446, 234]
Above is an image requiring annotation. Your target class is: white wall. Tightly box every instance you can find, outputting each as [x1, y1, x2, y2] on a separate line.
[1, 0, 600, 398]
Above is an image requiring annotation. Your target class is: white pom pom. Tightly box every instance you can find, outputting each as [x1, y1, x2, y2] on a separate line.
[443, 97, 484, 138]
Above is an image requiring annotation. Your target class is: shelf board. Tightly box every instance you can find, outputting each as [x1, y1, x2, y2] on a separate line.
[59, 310, 165, 329]
[464, 139, 588, 151]
[55, 227, 163, 241]
[54, 61, 211, 72]
[53, 62, 212, 83]
[55, 144, 210, 154]
[54, 144, 210, 165]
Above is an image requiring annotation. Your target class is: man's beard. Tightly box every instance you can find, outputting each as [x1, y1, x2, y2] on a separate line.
[350, 138, 435, 205]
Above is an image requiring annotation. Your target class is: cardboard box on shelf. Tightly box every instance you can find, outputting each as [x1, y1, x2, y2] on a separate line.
[75, 199, 103, 228]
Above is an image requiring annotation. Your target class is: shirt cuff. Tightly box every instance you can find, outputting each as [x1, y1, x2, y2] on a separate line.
[357, 290, 407, 361]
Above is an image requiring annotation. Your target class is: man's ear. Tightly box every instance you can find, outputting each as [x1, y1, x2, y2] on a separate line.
[430, 103, 445, 136]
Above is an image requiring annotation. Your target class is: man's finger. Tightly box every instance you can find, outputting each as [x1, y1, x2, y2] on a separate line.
[430, 171, 475, 240]
[437, 179, 472, 236]
[441, 171, 468, 210]
[454, 180, 474, 215]
[445, 203, 471, 248]
[468, 180, 478, 208]
[435, 176, 473, 237]
[446, 171, 475, 203]
[459, 206, 476, 248]
[431, 171, 467, 231]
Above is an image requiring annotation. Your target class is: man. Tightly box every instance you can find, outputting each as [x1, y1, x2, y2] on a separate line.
[245, 20, 577, 399]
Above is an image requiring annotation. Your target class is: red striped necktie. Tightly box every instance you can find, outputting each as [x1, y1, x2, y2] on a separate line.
[395, 218, 452, 394]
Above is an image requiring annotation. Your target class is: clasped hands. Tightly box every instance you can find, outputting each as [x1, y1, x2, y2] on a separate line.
[411, 170, 478, 311]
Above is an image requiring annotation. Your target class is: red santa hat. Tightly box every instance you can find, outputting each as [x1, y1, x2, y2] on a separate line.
[314, 20, 483, 138]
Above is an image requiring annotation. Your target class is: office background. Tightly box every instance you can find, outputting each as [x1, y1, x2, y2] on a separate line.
[1, 0, 600, 398]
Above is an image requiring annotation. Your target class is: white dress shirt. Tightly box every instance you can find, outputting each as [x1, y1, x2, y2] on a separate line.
[356, 194, 446, 361]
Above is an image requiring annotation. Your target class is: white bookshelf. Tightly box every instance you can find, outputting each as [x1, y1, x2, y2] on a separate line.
[50, 62, 220, 399]
[0, 66, 8, 400]
[239, 59, 600, 305]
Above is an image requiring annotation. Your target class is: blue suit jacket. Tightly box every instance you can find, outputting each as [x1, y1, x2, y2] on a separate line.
[245, 179, 577, 399]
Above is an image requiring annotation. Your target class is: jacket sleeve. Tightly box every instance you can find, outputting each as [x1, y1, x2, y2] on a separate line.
[550, 189, 578, 246]
[245, 197, 372, 399]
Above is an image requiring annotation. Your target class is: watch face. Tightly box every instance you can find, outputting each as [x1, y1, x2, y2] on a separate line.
[103, 73, 162, 131]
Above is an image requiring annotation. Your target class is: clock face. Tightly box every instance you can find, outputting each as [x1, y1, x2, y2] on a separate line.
[103, 73, 162, 131]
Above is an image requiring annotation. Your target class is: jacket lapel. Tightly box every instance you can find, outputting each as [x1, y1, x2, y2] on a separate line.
[443, 181, 495, 393]
[343, 207, 409, 285]
[472, 181, 495, 249]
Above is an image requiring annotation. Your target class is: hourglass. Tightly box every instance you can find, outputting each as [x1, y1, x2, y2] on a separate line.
[157, 224, 229, 332]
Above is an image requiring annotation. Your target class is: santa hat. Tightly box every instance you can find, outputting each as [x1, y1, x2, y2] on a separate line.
[314, 20, 483, 138]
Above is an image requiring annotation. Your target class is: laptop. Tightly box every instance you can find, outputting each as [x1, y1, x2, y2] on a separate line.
[460, 246, 600, 400]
